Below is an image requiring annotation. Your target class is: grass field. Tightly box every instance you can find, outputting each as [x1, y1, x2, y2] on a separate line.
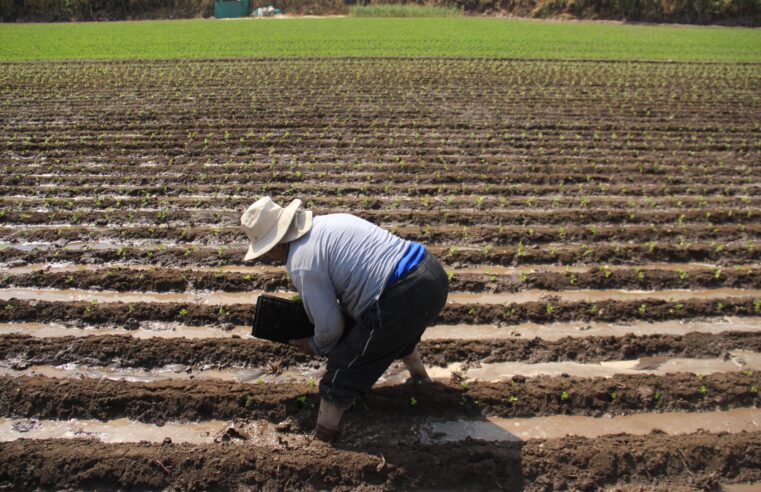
[1, 17, 760, 62]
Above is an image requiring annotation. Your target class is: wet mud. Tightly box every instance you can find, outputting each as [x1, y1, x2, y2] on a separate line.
[2, 265, 759, 293]
[2, 331, 761, 370]
[2, 241, 759, 268]
[0, 430, 760, 491]
[1, 297, 759, 327]
[1, 371, 759, 425]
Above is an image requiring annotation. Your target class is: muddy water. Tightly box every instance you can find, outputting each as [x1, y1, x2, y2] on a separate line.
[0, 362, 323, 384]
[2, 287, 760, 306]
[2, 263, 285, 275]
[0, 417, 228, 444]
[431, 350, 761, 381]
[420, 407, 761, 443]
[0, 321, 250, 339]
[451, 288, 761, 305]
[423, 317, 761, 341]
[2, 351, 759, 384]
[2, 316, 760, 342]
[4, 262, 748, 277]
[2, 408, 758, 446]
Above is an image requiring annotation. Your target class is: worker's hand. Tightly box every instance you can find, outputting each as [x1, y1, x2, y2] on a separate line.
[289, 337, 314, 355]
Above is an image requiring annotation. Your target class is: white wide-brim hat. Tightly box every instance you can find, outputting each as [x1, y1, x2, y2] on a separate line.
[241, 196, 313, 261]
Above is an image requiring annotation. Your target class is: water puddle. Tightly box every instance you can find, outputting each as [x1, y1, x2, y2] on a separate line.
[420, 408, 761, 443]
[3, 351, 758, 385]
[451, 288, 761, 305]
[0, 416, 311, 447]
[2, 287, 759, 306]
[432, 350, 761, 381]
[1, 263, 285, 275]
[0, 362, 323, 384]
[0, 322, 250, 339]
[423, 317, 761, 341]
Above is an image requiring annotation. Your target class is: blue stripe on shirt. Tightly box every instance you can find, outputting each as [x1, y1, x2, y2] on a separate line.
[385, 241, 426, 288]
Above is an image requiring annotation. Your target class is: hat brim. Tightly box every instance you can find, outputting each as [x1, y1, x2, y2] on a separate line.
[243, 199, 307, 262]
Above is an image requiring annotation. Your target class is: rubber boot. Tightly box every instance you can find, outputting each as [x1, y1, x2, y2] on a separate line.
[315, 398, 344, 443]
[402, 347, 432, 383]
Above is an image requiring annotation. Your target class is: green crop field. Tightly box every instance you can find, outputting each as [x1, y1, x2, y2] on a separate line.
[1, 17, 760, 62]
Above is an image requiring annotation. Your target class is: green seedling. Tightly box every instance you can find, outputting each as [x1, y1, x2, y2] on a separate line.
[610, 391, 617, 400]
[678, 270, 688, 280]
[178, 308, 189, 316]
[560, 391, 569, 401]
[4, 304, 13, 312]
[698, 385, 707, 396]
[742, 370, 754, 376]
[638, 303, 647, 314]
[545, 303, 554, 315]
[468, 307, 476, 316]
[750, 386, 758, 394]
[306, 378, 317, 388]
[243, 274, 253, 282]
[409, 397, 418, 407]
[654, 391, 663, 401]
[446, 271, 454, 282]
[291, 294, 302, 302]
[296, 395, 308, 408]
[218, 307, 225, 316]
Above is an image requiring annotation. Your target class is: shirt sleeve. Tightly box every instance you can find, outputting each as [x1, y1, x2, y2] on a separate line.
[289, 269, 345, 357]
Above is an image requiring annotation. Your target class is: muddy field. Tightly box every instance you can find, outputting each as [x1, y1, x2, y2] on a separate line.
[1, 59, 760, 490]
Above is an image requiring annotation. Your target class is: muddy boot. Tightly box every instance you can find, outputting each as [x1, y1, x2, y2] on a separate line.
[402, 347, 432, 383]
[315, 398, 344, 443]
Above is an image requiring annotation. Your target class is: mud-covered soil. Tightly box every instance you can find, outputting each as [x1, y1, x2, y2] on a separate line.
[2, 242, 759, 268]
[1, 371, 759, 424]
[2, 332, 761, 369]
[3, 265, 759, 293]
[2, 430, 761, 491]
[2, 297, 759, 327]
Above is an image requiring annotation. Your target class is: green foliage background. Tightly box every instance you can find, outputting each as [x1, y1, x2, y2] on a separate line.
[0, 0, 759, 23]
[1, 17, 760, 62]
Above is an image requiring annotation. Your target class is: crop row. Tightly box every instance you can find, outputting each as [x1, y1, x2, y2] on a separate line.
[2, 372, 759, 423]
[0, 208, 757, 227]
[3, 242, 758, 267]
[2, 331, 759, 369]
[3, 182, 757, 198]
[2, 223, 759, 246]
[2, 297, 759, 327]
[3, 265, 759, 293]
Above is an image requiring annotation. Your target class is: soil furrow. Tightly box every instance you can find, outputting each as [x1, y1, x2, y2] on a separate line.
[2, 222, 758, 245]
[1, 297, 759, 326]
[2, 265, 758, 293]
[1, 207, 756, 226]
[2, 242, 759, 267]
[2, 331, 760, 369]
[2, 430, 760, 491]
[0, 372, 759, 424]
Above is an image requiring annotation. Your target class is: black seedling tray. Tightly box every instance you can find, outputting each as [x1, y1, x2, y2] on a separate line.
[251, 294, 314, 344]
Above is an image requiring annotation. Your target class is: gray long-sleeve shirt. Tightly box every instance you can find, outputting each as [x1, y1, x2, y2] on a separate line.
[285, 214, 410, 356]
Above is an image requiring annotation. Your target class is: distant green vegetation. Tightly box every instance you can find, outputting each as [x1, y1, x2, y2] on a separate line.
[350, 4, 461, 17]
[1, 17, 759, 62]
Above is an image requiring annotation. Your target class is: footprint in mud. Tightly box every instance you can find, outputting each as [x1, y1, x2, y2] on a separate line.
[11, 419, 40, 433]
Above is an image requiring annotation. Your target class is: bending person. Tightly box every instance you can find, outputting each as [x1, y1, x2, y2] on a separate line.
[241, 196, 449, 443]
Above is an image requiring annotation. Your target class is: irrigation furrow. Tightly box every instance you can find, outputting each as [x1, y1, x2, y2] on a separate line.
[3, 331, 761, 370]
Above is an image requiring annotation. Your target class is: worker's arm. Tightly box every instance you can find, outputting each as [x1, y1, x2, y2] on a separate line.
[289, 269, 345, 357]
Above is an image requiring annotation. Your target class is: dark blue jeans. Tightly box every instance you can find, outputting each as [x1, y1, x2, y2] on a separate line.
[319, 252, 449, 408]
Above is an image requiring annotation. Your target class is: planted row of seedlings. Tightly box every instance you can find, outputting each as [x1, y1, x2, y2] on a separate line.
[1, 57, 760, 490]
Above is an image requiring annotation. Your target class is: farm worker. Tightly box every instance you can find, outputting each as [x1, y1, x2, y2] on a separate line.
[241, 196, 449, 442]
